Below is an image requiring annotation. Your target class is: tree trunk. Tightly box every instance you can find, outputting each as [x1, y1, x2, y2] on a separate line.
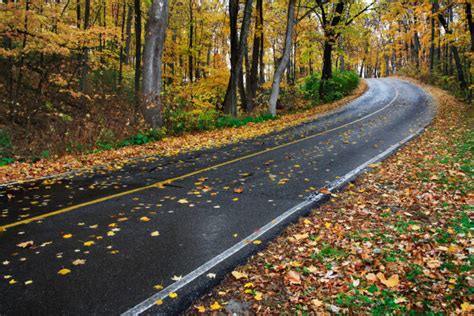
[79, 0, 90, 92]
[246, 0, 263, 112]
[124, 4, 133, 64]
[268, 0, 295, 116]
[188, 0, 194, 82]
[438, 9, 468, 90]
[142, 0, 169, 128]
[134, 0, 142, 99]
[223, 0, 253, 116]
[429, 2, 436, 72]
[466, 3, 474, 52]
[118, 0, 126, 88]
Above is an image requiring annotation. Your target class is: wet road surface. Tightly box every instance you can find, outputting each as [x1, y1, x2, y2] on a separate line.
[0, 78, 433, 314]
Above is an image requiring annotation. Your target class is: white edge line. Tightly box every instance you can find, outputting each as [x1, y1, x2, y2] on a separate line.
[122, 124, 426, 316]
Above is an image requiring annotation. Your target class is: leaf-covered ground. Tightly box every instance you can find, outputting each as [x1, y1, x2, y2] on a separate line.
[190, 81, 473, 314]
[0, 82, 367, 185]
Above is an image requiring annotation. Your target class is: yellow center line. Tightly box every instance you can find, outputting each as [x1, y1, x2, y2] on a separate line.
[1, 87, 398, 231]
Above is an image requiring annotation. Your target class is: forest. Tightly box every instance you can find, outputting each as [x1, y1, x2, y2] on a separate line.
[0, 0, 472, 164]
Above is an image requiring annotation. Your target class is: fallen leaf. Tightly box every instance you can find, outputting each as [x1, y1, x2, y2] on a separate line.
[253, 240, 262, 245]
[195, 305, 206, 313]
[83, 241, 95, 246]
[312, 299, 323, 307]
[207, 273, 216, 279]
[377, 273, 399, 287]
[233, 186, 244, 194]
[24, 280, 33, 285]
[254, 291, 263, 300]
[17, 241, 34, 248]
[461, 302, 473, 312]
[171, 275, 182, 281]
[155, 299, 163, 305]
[231, 271, 248, 279]
[169, 292, 178, 299]
[58, 268, 71, 275]
[62, 234, 73, 239]
[210, 301, 222, 310]
[72, 259, 86, 265]
[178, 198, 189, 204]
[150, 231, 160, 237]
[286, 270, 301, 284]
[154, 284, 163, 290]
[140, 216, 150, 222]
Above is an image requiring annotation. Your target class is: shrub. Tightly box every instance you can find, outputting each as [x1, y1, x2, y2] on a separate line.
[301, 71, 359, 103]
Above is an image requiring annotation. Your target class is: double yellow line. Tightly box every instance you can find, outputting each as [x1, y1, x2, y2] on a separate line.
[1, 87, 398, 231]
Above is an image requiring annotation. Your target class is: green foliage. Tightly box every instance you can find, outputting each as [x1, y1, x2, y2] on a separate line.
[301, 71, 359, 103]
[0, 129, 14, 166]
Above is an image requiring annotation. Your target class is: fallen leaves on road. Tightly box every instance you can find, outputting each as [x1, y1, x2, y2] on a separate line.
[190, 80, 473, 313]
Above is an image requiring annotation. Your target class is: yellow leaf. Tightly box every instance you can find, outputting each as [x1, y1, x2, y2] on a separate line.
[107, 231, 115, 236]
[325, 222, 332, 229]
[231, 271, 248, 280]
[447, 244, 460, 253]
[169, 292, 178, 299]
[155, 299, 163, 305]
[151, 231, 160, 237]
[63, 234, 73, 239]
[83, 241, 95, 246]
[58, 268, 71, 275]
[461, 302, 473, 312]
[24, 280, 33, 285]
[140, 216, 150, 222]
[254, 291, 263, 301]
[303, 219, 312, 225]
[244, 282, 254, 288]
[195, 305, 206, 313]
[178, 198, 189, 204]
[154, 284, 163, 290]
[410, 225, 420, 231]
[377, 273, 399, 287]
[210, 301, 222, 310]
[8, 279, 17, 284]
[253, 240, 262, 245]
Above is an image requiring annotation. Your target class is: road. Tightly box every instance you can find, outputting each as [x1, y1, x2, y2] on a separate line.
[0, 78, 433, 315]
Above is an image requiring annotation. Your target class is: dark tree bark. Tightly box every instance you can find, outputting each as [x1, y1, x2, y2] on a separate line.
[134, 0, 142, 98]
[188, 0, 194, 82]
[118, 0, 127, 87]
[142, 0, 169, 128]
[223, 0, 253, 116]
[78, 0, 90, 92]
[437, 8, 468, 90]
[76, 0, 81, 28]
[268, 0, 295, 116]
[246, 0, 263, 112]
[124, 4, 133, 64]
[467, 3, 474, 52]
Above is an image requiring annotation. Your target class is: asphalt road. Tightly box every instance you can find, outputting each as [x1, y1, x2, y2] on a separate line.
[0, 78, 433, 315]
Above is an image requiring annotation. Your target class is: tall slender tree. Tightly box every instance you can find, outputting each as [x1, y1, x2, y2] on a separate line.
[142, 0, 169, 128]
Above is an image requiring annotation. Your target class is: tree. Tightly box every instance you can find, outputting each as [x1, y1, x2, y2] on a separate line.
[142, 0, 169, 128]
[223, 0, 254, 116]
[314, 0, 374, 98]
[268, 0, 295, 116]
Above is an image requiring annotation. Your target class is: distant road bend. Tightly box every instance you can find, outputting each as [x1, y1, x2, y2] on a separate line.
[0, 78, 433, 315]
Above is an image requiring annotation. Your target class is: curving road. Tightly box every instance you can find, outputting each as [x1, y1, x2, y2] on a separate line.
[0, 78, 433, 315]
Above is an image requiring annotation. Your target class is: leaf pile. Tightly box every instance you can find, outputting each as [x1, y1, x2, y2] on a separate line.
[190, 80, 473, 313]
[0, 82, 367, 184]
